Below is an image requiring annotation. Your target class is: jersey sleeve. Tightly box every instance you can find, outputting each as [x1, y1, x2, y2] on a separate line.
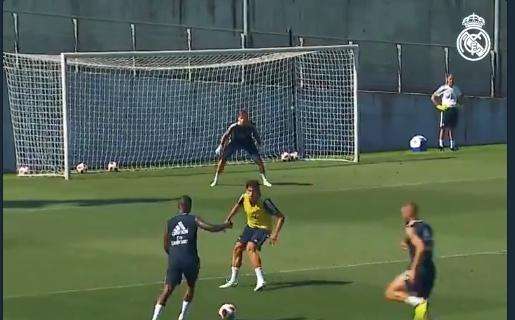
[262, 198, 280, 216]
[222, 123, 237, 141]
[433, 85, 445, 97]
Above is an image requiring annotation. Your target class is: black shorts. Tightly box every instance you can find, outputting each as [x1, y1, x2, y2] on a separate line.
[405, 262, 436, 299]
[166, 260, 200, 287]
[222, 142, 260, 161]
[440, 108, 458, 128]
[237, 226, 270, 250]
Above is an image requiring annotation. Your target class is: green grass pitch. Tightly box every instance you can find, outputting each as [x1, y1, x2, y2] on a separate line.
[3, 145, 506, 320]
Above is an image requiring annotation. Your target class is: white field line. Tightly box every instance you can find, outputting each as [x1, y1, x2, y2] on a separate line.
[3, 250, 506, 300]
[3, 176, 505, 213]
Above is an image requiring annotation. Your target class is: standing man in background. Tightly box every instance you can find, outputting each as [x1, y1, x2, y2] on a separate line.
[431, 74, 463, 151]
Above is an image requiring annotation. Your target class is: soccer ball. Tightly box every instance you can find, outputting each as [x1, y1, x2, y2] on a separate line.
[76, 162, 88, 174]
[107, 161, 118, 172]
[409, 135, 428, 152]
[281, 151, 298, 161]
[17, 166, 29, 176]
[218, 303, 236, 319]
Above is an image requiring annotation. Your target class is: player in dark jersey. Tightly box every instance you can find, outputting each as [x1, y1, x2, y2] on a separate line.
[210, 110, 272, 187]
[150, 195, 232, 320]
[385, 202, 435, 320]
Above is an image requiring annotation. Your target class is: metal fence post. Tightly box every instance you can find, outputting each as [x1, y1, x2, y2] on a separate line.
[396, 44, 402, 93]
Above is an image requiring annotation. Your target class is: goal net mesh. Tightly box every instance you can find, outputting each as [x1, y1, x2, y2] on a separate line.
[3, 47, 357, 176]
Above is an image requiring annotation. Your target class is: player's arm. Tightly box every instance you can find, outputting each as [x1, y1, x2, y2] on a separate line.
[163, 224, 169, 255]
[264, 199, 285, 245]
[406, 227, 425, 274]
[220, 124, 236, 146]
[400, 236, 410, 250]
[431, 87, 443, 106]
[225, 196, 243, 223]
[270, 211, 285, 245]
[251, 125, 262, 146]
[195, 216, 232, 232]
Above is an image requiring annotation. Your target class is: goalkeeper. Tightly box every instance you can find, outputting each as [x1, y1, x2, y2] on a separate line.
[431, 74, 463, 151]
[211, 110, 272, 187]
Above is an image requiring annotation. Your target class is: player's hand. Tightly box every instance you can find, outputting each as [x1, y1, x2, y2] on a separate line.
[215, 144, 222, 156]
[269, 233, 279, 245]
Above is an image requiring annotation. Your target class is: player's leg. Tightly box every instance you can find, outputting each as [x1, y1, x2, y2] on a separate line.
[152, 267, 180, 320]
[246, 144, 271, 187]
[211, 143, 236, 186]
[449, 109, 458, 151]
[247, 229, 270, 291]
[438, 112, 445, 150]
[219, 241, 246, 288]
[152, 284, 174, 320]
[385, 272, 427, 320]
[178, 263, 200, 320]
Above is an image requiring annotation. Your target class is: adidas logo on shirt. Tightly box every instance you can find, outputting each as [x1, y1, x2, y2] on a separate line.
[171, 221, 189, 236]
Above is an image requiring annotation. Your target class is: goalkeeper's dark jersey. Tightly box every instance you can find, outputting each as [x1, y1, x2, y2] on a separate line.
[225, 122, 261, 145]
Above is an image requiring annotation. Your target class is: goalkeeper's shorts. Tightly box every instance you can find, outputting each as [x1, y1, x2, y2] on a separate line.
[439, 108, 458, 128]
[222, 142, 260, 160]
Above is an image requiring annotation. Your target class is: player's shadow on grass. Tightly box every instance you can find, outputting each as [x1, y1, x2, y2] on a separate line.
[219, 182, 313, 187]
[3, 197, 175, 209]
[242, 317, 307, 320]
[265, 279, 353, 292]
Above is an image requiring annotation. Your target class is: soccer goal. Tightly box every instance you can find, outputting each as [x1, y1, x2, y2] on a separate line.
[3, 45, 358, 179]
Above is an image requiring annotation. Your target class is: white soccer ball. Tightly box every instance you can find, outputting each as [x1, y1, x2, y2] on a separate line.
[281, 152, 291, 161]
[107, 161, 118, 172]
[17, 166, 29, 176]
[76, 162, 88, 174]
[218, 303, 236, 319]
[410, 135, 428, 152]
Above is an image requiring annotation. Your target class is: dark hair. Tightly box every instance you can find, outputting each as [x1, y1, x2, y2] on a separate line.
[179, 195, 192, 212]
[245, 180, 260, 190]
[238, 110, 248, 117]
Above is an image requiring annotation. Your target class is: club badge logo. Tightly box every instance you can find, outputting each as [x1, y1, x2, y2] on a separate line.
[456, 13, 491, 61]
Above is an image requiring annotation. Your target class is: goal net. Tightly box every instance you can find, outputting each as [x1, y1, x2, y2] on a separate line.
[3, 45, 358, 179]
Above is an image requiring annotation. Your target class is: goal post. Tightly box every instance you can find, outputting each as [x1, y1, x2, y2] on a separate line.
[3, 45, 359, 178]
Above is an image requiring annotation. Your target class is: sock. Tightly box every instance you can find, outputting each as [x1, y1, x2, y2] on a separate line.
[404, 296, 424, 307]
[229, 266, 239, 282]
[450, 139, 455, 148]
[255, 267, 265, 284]
[259, 173, 268, 182]
[213, 172, 219, 182]
[151, 304, 164, 320]
[179, 300, 191, 318]
[439, 139, 444, 147]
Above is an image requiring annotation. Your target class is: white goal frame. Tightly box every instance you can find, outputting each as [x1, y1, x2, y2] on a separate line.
[5, 45, 359, 179]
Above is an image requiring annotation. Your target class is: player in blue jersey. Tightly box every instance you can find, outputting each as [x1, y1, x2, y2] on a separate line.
[150, 195, 232, 320]
[210, 110, 272, 187]
[385, 202, 435, 320]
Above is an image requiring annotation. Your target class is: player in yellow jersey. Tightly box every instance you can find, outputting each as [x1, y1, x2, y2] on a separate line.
[218, 180, 285, 291]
